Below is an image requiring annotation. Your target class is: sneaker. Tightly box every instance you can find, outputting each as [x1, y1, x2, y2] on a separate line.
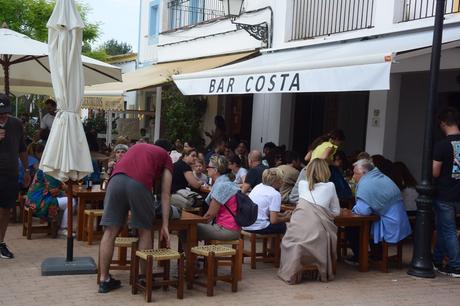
[443, 266, 460, 278]
[0, 242, 14, 259]
[433, 262, 444, 273]
[98, 275, 121, 293]
[343, 256, 359, 267]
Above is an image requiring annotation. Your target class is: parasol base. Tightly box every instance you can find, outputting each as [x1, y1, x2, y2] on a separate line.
[41, 257, 97, 276]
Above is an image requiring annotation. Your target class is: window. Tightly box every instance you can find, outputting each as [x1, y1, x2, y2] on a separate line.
[149, 0, 160, 44]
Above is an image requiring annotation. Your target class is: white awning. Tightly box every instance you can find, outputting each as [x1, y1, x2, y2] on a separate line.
[173, 26, 460, 95]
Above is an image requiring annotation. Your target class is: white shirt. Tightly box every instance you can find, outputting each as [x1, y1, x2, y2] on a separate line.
[298, 180, 340, 216]
[40, 113, 55, 129]
[243, 183, 281, 231]
[169, 150, 182, 163]
[234, 167, 248, 184]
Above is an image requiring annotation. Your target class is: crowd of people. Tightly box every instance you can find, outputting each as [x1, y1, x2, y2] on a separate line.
[0, 92, 459, 292]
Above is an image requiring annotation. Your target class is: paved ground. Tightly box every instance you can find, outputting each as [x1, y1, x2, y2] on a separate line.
[1, 222, 459, 306]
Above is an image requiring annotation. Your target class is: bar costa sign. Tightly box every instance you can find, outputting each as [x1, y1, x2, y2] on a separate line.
[208, 73, 300, 94]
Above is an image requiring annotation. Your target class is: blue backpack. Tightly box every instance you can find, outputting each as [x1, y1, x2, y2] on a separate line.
[224, 191, 258, 227]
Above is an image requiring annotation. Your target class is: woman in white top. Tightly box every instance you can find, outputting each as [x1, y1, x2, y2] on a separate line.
[242, 168, 291, 234]
[228, 155, 248, 185]
[279, 159, 339, 284]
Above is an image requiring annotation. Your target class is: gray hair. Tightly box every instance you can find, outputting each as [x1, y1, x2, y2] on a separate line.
[113, 144, 129, 153]
[353, 159, 374, 173]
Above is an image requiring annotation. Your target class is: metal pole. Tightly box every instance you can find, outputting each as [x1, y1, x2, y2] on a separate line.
[407, 0, 446, 279]
[66, 181, 74, 262]
[154, 86, 162, 141]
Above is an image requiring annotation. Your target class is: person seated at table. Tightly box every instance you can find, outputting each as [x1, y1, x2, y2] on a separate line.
[18, 142, 42, 190]
[391, 161, 418, 213]
[228, 155, 247, 185]
[192, 159, 208, 185]
[241, 150, 268, 194]
[278, 159, 340, 284]
[194, 155, 241, 242]
[170, 148, 204, 208]
[107, 144, 128, 176]
[345, 159, 412, 265]
[277, 151, 301, 203]
[26, 169, 75, 236]
[243, 168, 291, 234]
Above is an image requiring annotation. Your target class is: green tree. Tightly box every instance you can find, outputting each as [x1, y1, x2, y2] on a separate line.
[0, 0, 100, 46]
[162, 84, 207, 149]
[101, 39, 132, 56]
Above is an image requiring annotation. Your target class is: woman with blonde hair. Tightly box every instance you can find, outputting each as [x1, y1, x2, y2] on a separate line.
[278, 159, 339, 284]
[242, 168, 291, 234]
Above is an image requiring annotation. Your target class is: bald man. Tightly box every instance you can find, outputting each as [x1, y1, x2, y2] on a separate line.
[241, 150, 268, 193]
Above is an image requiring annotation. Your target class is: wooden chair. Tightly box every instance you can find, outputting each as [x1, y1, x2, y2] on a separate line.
[132, 248, 184, 303]
[97, 237, 139, 285]
[208, 239, 243, 281]
[83, 209, 104, 245]
[378, 240, 403, 273]
[188, 244, 238, 297]
[240, 230, 282, 269]
[22, 206, 58, 240]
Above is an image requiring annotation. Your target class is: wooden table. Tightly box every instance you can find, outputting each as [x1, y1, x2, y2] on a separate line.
[335, 209, 379, 272]
[72, 184, 106, 241]
[152, 211, 207, 280]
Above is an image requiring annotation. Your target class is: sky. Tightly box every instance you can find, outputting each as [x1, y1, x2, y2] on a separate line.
[81, 0, 140, 52]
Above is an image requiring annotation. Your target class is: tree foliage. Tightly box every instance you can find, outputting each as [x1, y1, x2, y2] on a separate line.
[101, 39, 132, 56]
[162, 84, 207, 149]
[0, 0, 100, 45]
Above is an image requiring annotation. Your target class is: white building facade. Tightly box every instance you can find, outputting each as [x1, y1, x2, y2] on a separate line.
[138, 0, 460, 179]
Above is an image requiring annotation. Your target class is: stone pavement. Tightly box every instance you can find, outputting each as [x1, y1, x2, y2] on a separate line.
[1, 222, 459, 306]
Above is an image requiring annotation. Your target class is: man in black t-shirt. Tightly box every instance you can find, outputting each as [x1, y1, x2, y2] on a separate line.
[0, 94, 30, 259]
[242, 150, 268, 193]
[432, 107, 460, 277]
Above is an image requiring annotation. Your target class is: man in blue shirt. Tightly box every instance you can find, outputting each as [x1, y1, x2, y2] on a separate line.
[345, 158, 411, 264]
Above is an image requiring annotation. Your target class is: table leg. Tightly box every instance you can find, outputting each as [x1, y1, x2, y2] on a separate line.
[76, 198, 85, 241]
[186, 224, 198, 285]
[359, 221, 370, 272]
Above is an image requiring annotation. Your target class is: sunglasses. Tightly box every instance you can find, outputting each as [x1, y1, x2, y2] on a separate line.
[207, 166, 216, 169]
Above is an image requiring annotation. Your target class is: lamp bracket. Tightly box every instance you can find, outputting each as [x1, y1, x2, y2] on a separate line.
[232, 21, 268, 44]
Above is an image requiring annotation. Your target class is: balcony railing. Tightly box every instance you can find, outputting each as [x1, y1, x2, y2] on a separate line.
[167, 0, 225, 31]
[290, 0, 375, 41]
[400, 0, 460, 22]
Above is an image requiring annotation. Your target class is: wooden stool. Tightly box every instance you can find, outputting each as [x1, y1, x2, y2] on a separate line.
[22, 206, 58, 240]
[379, 240, 403, 273]
[97, 237, 139, 285]
[240, 230, 282, 269]
[83, 209, 104, 245]
[132, 248, 184, 303]
[208, 239, 243, 281]
[293, 264, 319, 284]
[189, 245, 238, 297]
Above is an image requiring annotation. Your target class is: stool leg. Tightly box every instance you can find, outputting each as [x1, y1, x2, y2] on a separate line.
[129, 242, 138, 285]
[177, 254, 184, 299]
[163, 259, 170, 291]
[187, 253, 196, 290]
[231, 253, 238, 293]
[237, 239, 243, 280]
[132, 253, 139, 295]
[250, 234, 256, 269]
[207, 253, 215, 297]
[87, 213, 94, 245]
[27, 209, 33, 240]
[274, 236, 281, 268]
[22, 209, 27, 236]
[381, 242, 389, 273]
[397, 243, 403, 269]
[146, 256, 153, 303]
[262, 237, 268, 257]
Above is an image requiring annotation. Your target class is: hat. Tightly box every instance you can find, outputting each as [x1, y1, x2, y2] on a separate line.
[0, 94, 11, 114]
[113, 144, 129, 153]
